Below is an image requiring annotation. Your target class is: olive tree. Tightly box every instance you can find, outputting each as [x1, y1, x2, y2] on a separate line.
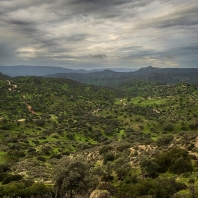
[53, 156, 97, 198]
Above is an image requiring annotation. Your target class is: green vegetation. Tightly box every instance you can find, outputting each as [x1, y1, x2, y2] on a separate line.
[0, 76, 198, 197]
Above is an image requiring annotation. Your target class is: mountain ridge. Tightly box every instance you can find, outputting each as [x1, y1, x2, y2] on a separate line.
[47, 66, 198, 86]
[1, 65, 198, 87]
[0, 65, 137, 77]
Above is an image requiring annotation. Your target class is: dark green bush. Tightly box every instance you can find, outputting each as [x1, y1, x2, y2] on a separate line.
[2, 174, 22, 184]
[156, 134, 174, 146]
[103, 152, 115, 165]
[99, 145, 113, 155]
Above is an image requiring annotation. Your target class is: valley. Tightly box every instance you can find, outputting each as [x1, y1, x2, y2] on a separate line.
[0, 72, 198, 197]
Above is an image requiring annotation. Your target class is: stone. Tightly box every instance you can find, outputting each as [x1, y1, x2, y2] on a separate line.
[89, 189, 111, 198]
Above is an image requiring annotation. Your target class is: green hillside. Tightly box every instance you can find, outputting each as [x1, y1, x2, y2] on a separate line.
[0, 76, 198, 197]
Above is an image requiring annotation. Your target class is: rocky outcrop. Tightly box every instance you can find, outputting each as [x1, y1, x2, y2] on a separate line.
[89, 190, 110, 198]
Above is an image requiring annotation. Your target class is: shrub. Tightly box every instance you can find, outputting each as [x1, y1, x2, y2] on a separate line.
[99, 145, 113, 155]
[103, 152, 115, 165]
[2, 174, 22, 184]
[155, 148, 193, 174]
[50, 154, 62, 159]
[164, 125, 174, 131]
[0, 164, 10, 173]
[37, 156, 46, 162]
[156, 134, 174, 146]
[117, 143, 130, 152]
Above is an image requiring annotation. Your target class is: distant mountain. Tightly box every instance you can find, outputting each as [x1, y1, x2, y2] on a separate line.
[134, 66, 198, 75]
[0, 66, 137, 77]
[1, 65, 198, 86]
[0, 66, 88, 77]
[46, 69, 132, 87]
[0, 72, 11, 80]
[48, 66, 198, 87]
[133, 66, 198, 84]
[89, 68, 137, 72]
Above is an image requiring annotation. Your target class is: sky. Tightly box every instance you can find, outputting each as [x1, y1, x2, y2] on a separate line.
[0, 0, 198, 69]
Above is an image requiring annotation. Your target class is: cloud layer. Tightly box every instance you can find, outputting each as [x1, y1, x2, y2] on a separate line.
[0, 0, 198, 68]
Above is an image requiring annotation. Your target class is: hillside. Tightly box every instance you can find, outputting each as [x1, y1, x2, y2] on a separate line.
[46, 69, 132, 87]
[0, 76, 198, 197]
[47, 66, 198, 87]
[1, 66, 198, 87]
[0, 66, 136, 77]
[0, 72, 11, 80]
[0, 66, 88, 77]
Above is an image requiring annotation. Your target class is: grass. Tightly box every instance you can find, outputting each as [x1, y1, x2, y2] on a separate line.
[0, 151, 7, 164]
[117, 130, 126, 141]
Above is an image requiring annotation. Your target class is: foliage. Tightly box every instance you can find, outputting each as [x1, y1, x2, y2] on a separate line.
[116, 178, 187, 198]
[0, 181, 51, 197]
[140, 158, 159, 178]
[0, 76, 198, 197]
[154, 148, 193, 174]
[99, 145, 113, 155]
[2, 174, 22, 184]
[156, 134, 174, 146]
[103, 152, 115, 165]
[53, 156, 97, 198]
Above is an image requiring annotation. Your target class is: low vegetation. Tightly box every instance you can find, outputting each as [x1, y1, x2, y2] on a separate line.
[0, 75, 198, 197]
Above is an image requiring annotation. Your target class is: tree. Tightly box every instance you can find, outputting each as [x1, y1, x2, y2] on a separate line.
[140, 158, 159, 178]
[53, 156, 97, 198]
[113, 157, 131, 181]
[26, 183, 51, 197]
[156, 134, 174, 146]
[115, 163, 131, 181]
[154, 147, 193, 174]
[103, 152, 115, 165]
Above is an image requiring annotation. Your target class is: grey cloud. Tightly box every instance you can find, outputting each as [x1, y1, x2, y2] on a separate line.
[8, 19, 34, 26]
[68, 0, 151, 9]
[143, 5, 198, 29]
[179, 45, 198, 52]
[0, 43, 17, 65]
[0, 0, 43, 16]
[37, 34, 89, 53]
[119, 42, 198, 64]
[0, 0, 197, 68]
[66, 34, 88, 42]
[52, 0, 153, 19]
[89, 54, 108, 59]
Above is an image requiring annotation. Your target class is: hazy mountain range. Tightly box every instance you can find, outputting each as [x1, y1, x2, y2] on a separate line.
[0, 66, 137, 77]
[46, 66, 198, 86]
[1, 65, 198, 86]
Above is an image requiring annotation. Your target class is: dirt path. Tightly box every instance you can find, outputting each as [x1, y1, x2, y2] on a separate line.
[27, 105, 37, 115]
[6, 80, 11, 85]
[6, 81, 19, 93]
[6, 80, 37, 115]
[120, 98, 127, 106]
[92, 108, 100, 114]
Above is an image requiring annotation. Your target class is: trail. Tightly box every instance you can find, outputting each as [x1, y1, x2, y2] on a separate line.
[6, 80, 11, 85]
[6, 80, 37, 115]
[27, 105, 37, 115]
[153, 109, 160, 114]
[92, 108, 100, 114]
[120, 98, 127, 106]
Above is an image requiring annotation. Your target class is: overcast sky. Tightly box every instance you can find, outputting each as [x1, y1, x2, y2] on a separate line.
[0, 0, 198, 69]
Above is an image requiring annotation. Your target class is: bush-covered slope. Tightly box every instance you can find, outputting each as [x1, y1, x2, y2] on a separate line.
[1, 76, 198, 197]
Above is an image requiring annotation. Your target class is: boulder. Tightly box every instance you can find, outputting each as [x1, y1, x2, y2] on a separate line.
[89, 189, 110, 198]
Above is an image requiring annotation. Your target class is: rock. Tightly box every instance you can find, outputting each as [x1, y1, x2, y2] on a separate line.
[89, 189, 111, 198]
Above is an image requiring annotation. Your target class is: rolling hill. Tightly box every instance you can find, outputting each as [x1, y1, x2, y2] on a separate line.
[0, 74, 198, 197]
